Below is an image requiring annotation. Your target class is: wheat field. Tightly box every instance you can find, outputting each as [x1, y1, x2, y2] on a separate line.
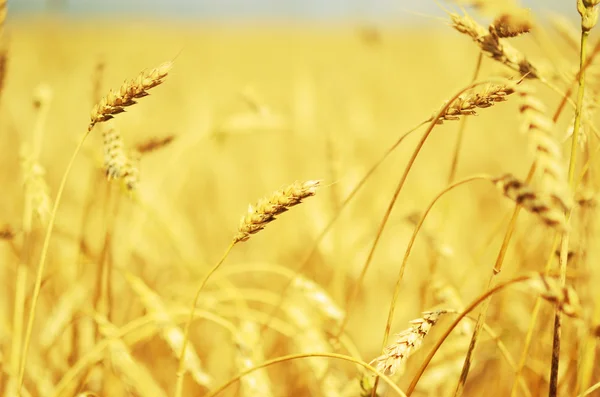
[1, 3, 600, 397]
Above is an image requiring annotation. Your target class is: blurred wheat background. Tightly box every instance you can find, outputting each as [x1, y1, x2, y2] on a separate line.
[1, 0, 599, 396]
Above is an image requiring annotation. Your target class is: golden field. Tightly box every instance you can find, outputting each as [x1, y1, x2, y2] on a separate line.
[0, 9, 599, 397]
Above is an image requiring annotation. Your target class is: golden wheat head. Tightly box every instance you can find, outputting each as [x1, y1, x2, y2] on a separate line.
[233, 180, 320, 243]
[449, 12, 538, 78]
[492, 12, 533, 38]
[492, 174, 567, 231]
[89, 61, 172, 131]
[372, 310, 449, 375]
[528, 274, 583, 318]
[434, 81, 519, 124]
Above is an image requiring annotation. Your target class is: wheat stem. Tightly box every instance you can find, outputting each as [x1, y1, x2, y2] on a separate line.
[174, 242, 235, 397]
[453, 162, 536, 396]
[16, 129, 91, 395]
[550, 11, 592, 396]
[407, 273, 570, 395]
[203, 352, 408, 397]
[337, 78, 515, 352]
[52, 309, 237, 397]
[368, 175, 490, 396]
[258, 122, 425, 335]
[448, 53, 483, 184]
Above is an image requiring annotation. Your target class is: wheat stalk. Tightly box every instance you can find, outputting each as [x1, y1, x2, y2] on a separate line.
[17, 60, 173, 396]
[89, 61, 172, 132]
[233, 180, 320, 243]
[176, 180, 320, 396]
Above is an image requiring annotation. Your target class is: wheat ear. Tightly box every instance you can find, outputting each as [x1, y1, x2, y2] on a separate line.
[449, 11, 538, 78]
[135, 134, 175, 154]
[89, 61, 172, 131]
[361, 310, 450, 395]
[432, 80, 519, 124]
[528, 274, 582, 318]
[492, 12, 532, 38]
[102, 124, 128, 180]
[518, 87, 573, 211]
[121, 150, 141, 192]
[492, 173, 567, 231]
[233, 180, 320, 243]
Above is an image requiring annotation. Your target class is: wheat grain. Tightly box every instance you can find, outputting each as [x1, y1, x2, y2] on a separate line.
[370, 310, 450, 376]
[492, 173, 567, 231]
[233, 180, 320, 243]
[528, 274, 583, 318]
[449, 12, 538, 78]
[102, 125, 127, 180]
[89, 61, 172, 131]
[432, 81, 518, 124]
[135, 135, 175, 154]
[578, 0, 600, 32]
[492, 12, 532, 38]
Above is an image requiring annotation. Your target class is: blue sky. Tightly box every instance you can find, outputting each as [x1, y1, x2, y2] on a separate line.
[10, 0, 578, 22]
